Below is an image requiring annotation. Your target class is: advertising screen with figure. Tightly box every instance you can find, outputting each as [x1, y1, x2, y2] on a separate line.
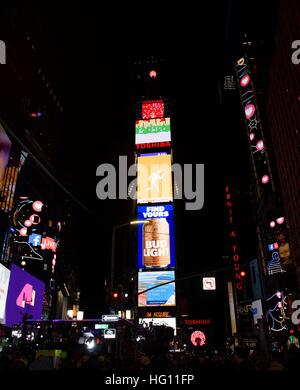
[137, 204, 175, 269]
[139, 317, 177, 335]
[137, 153, 173, 204]
[138, 271, 176, 307]
[5, 264, 45, 326]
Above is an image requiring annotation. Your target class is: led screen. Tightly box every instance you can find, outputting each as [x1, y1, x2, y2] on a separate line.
[0, 263, 10, 324]
[137, 153, 173, 204]
[135, 118, 171, 145]
[0, 124, 12, 193]
[142, 100, 164, 120]
[138, 271, 175, 307]
[137, 204, 175, 269]
[5, 264, 45, 326]
[139, 317, 176, 334]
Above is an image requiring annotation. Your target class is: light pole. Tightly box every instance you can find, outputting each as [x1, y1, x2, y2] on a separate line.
[110, 220, 147, 313]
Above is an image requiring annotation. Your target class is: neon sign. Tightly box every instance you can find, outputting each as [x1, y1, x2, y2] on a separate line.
[225, 185, 243, 290]
[191, 330, 206, 346]
[267, 291, 289, 332]
[41, 237, 57, 252]
[184, 319, 211, 325]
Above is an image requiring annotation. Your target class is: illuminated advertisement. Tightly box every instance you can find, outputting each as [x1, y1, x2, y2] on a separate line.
[138, 271, 175, 307]
[136, 141, 171, 150]
[0, 263, 10, 324]
[139, 317, 177, 335]
[137, 205, 175, 269]
[137, 153, 173, 204]
[0, 124, 11, 193]
[5, 264, 45, 326]
[0, 151, 27, 213]
[142, 100, 164, 120]
[135, 118, 171, 145]
[235, 58, 272, 190]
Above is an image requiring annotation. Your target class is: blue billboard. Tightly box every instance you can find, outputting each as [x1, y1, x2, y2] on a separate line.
[138, 271, 176, 307]
[5, 264, 45, 326]
[137, 204, 175, 269]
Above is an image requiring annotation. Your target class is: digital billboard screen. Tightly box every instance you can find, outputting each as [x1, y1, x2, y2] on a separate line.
[137, 204, 175, 269]
[138, 271, 175, 307]
[139, 317, 177, 335]
[0, 263, 10, 324]
[137, 153, 173, 204]
[0, 123, 11, 193]
[5, 264, 45, 326]
[142, 100, 164, 120]
[135, 118, 171, 145]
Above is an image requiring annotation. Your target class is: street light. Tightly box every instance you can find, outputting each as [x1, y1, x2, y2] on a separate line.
[110, 220, 148, 312]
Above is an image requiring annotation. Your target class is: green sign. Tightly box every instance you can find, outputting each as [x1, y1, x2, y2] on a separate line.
[95, 324, 109, 330]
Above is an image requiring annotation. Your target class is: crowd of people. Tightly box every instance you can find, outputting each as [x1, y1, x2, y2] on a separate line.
[0, 343, 300, 371]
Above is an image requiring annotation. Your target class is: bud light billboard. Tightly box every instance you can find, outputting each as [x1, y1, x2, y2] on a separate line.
[5, 264, 45, 326]
[138, 204, 175, 269]
[138, 271, 176, 307]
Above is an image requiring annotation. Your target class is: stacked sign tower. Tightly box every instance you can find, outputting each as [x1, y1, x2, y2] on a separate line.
[235, 56, 294, 343]
[135, 94, 177, 334]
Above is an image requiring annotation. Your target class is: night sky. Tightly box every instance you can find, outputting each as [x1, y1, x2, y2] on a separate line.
[1, 1, 280, 319]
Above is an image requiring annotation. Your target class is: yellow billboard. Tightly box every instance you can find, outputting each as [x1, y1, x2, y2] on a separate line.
[137, 153, 173, 204]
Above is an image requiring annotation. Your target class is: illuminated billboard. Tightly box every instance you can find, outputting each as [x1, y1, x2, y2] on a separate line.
[5, 264, 45, 326]
[139, 317, 177, 335]
[138, 271, 175, 307]
[135, 118, 171, 145]
[0, 124, 11, 193]
[142, 100, 164, 120]
[137, 205, 175, 269]
[0, 263, 10, 324]
[137, 153, 173, 204]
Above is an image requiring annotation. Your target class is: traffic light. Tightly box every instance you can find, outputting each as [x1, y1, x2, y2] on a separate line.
[113, 292, 119, 299]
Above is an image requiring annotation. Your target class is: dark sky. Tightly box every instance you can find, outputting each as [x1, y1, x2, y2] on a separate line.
[1, 1, 280, 318]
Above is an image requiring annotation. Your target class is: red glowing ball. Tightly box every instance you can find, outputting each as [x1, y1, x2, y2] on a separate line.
[240, 74, 251, 87]
[32, 200, 43, 212]
[245, 104, 256, 120]
[256, 140, 264, 151]
[261, 175, 269, 184]
[276, 217, 285, 225]
[20, 227, 27, 236]
[149, 70, 157, 79]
